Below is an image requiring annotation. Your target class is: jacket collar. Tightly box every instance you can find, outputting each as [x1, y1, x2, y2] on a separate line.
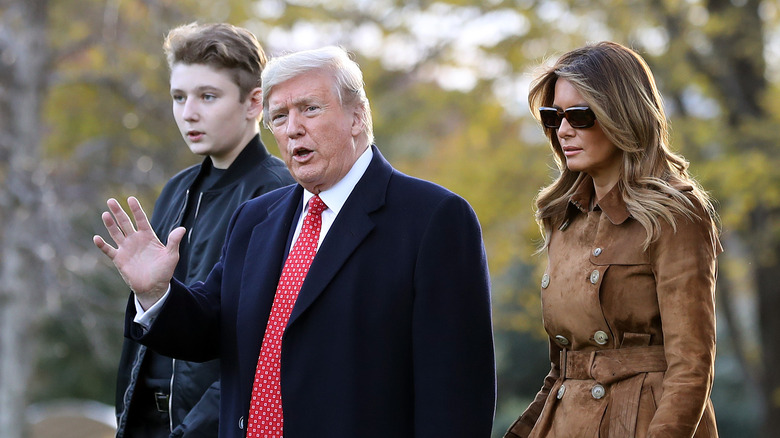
[196, 134, 271, 191]
[568, 175, 630, 225]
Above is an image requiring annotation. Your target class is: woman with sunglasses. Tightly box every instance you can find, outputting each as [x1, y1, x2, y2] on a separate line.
[504, 41, 721, 438]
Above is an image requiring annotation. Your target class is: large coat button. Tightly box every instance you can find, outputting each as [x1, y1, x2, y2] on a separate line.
[589, 270, 600, 284]
[554, 335, 570, 346]
[593, 247, 602, 256]
[541, 274, 550, 289]
[591, 384, 606, 399]
[594, 330, 609, 345]
[238, 416, 244, 430]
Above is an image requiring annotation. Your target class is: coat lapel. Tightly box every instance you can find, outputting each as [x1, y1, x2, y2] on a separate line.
[288, 146, 393, 326]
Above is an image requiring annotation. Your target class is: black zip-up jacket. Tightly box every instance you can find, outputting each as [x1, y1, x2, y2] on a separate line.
[115, 135, 294, 437]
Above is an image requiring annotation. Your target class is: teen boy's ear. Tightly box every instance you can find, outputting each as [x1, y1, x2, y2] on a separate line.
[247, 88, 263, 121]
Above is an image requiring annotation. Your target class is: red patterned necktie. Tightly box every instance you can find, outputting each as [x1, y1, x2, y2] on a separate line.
[246, 195, 327, 437]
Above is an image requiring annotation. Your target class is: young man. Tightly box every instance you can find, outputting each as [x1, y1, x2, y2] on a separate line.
[114, 23, 294, 438]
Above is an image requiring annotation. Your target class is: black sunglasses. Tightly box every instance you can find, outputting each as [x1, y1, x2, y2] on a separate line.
[538, 106, 597, 129]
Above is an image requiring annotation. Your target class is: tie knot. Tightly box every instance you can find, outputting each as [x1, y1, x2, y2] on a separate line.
[307, 195, 327, 216]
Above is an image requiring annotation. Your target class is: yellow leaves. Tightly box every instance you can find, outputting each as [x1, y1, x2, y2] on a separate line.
[698, 150, 779, 232]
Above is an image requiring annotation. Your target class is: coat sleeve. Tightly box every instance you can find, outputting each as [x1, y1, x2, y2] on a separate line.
[504, 340, 560, 438]
[647, 205, 721, 437]
[411, 194, 496, 437]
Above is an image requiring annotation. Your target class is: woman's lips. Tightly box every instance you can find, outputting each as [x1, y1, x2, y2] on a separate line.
[187, 130, 204, 141]
[562, 146, 582, 157]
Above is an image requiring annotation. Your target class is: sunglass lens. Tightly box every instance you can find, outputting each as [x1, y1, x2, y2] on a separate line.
[539, 109, 561, 128]
[565, 108, 595, 128]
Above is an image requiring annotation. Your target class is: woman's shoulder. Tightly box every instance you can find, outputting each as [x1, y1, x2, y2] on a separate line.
[654, 178, 721, 253]
[667, 178, 714, 220]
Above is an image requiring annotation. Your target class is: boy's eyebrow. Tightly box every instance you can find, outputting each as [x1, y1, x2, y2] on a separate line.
[170, 85, 223, 94]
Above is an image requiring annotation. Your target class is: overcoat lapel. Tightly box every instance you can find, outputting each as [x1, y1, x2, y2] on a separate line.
[288, 147, 392, 326]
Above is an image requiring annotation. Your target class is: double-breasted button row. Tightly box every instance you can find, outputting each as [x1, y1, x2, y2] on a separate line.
[554, 332, 608, 347]
[555, 384, 605, 400]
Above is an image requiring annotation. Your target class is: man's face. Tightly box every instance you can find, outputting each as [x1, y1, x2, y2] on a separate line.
[267, 70, 365, 194]
[170, 63, 260, 169]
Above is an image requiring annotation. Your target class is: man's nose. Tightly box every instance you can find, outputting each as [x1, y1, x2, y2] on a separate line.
[286, 111, 304, 138]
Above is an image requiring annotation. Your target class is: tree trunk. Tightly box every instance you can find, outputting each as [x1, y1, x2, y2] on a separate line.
[0, 1, 50, 436]
[755, 207, 780, 436]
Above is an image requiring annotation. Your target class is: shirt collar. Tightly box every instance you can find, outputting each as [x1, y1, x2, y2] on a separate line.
[568, 175, 631, 225]
[301, 145, 374, 214]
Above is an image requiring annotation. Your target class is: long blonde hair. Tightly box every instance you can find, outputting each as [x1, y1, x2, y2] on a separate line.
[530, 41, 716, 249]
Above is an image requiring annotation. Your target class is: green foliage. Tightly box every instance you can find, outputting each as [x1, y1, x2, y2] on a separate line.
[31, 275, 127, 405]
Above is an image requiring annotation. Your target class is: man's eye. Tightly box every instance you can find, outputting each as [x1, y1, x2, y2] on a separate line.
[271, 114, 287, 125]
[203, 94, 217, 101]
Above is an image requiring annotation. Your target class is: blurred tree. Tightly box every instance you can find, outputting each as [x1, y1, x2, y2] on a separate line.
[0, 3, 53, 436]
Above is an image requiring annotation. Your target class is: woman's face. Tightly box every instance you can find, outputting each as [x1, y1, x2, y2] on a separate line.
[552, 79, 622, 189]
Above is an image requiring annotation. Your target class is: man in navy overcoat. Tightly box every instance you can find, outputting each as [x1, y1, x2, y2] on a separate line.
[95, 46, 496, 438]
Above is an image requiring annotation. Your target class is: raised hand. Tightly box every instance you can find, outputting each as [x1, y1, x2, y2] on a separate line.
[93, 196, 186, 309]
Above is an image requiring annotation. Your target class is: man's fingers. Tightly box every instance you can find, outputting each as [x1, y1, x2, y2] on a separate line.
[101, 210, 127, 246]
[127, 196, 154, 233]
[93, 235, 117, 259]
[167, 227, 187, 255]
[107, 198, 136, 237]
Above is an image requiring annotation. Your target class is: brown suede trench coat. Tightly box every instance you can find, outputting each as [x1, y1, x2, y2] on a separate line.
[506, 176, 721, 438]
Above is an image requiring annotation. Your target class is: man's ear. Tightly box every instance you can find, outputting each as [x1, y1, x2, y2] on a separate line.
[351, 104, 365, 137]
[247, 87, 263, 120]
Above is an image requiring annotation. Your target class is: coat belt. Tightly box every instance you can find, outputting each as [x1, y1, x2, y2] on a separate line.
[561, 345, 667, 383]
[560, 345, 667, 437]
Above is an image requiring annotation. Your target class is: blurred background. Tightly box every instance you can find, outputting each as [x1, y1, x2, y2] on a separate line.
[1, 0, 777, 437]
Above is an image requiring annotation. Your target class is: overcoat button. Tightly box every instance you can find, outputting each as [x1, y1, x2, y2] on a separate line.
[594, 330, 609, 345]
[541, 274, 550, 289]
[590, 270, 600, 284]
[238, 416, 244, 429]
[556, 384, 566, 399]
[593, 247, 602, 256]
[554, 335, 569, 346]
[592, 384, 606, 399]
